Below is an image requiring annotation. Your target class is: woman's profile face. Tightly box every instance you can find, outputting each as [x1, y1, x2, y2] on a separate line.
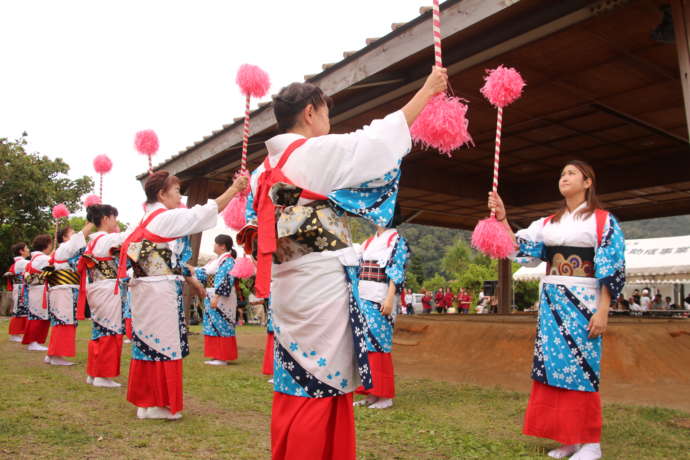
[558, 164, 590, 198]
[159, 184, 182, 210]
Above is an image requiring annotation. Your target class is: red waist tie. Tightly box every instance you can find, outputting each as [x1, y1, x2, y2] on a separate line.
[253, 138, 327, 298]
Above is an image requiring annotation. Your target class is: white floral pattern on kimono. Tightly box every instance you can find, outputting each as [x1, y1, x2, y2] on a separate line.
[517, 212, 625, 392]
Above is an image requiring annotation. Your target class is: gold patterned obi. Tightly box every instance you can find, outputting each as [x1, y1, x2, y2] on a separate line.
[46, 269, 80, 287]
[128, 239, 181, 277]
[272, 183, 351, 264]
[82, 254, 119, 282]
[545, 246, 595, 278]
[26, 273, 46, 286]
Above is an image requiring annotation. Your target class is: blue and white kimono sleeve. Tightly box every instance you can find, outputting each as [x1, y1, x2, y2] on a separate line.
[214, 258, 235, 297]
[514, 217, 548, 267]
[194, 267, 208, 285]
[594, 214, 626, 300]
[385, 236, 411, 294]
[245, 176, 258, 226]
[328, 165, 401, 227]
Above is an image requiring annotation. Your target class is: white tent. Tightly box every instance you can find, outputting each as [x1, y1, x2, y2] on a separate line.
[513, 235, 690, 284]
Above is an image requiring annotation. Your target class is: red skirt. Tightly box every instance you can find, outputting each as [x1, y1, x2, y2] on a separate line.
[523, 380, 602, 445]
[262, 332, 274, 375]
[47, 324, 76, 357]
[127, 359, 183, 414]
[355, 352, 395, 398]
[87, 335, 123, 378]
[8, 316, 27, 335]
[204, 335, 238, 361]
[21, 319, 50, 344]
[125, 318, 133, 340]
[271, 392, 355, 460]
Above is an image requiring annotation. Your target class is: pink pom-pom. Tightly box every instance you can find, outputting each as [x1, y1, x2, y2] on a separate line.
[471, 216, 515, 259]
[52, 203, 70, 219]
[236, 64, 271, 98]
[134, 130, 159, 156]
[480, 65, 526, 108]
[93, 154, 113, 174]
[83, 194, 101, 207]
[410, 93, 473, 157]
[230, 256, 256, 279]
[223, 195, 247, 231]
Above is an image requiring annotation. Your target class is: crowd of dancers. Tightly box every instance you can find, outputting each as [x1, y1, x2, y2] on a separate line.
[5, 66, 624, 460]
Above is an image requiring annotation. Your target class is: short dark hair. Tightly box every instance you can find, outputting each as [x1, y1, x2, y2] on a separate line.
[215, 234, 237, 259]
[11, 242, 27, 257]
[273, 82, 333, 132]
[144, 170, 181, 204]
[32, 234, 52, 252]
[86, 204, 119, 227]
[57, 226, 73, 244]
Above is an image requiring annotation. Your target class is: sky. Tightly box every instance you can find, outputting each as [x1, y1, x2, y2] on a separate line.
[1, 0, 427, 254]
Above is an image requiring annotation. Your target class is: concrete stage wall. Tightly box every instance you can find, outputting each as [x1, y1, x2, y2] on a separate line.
[393, 316, 690, 411]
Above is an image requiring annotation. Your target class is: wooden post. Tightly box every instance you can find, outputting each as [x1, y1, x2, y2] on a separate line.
[671, 0, 690, 139]
[183, 178, 209, 326]
[497, 258, 513, 314]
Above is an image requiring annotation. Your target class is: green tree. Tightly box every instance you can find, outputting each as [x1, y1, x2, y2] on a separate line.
[407, 254, 425, 286]
[0, 135, 94, 267]
[441, 237, 473, 275]
[422, 273, 447, 292]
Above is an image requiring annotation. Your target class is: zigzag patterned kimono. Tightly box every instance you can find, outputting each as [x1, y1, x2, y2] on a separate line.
[8, 256, 29, 336]
[516, 205, 625, 445]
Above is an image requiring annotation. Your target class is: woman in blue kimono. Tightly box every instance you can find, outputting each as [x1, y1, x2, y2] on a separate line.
[489, 160, 625, 460]
[354, 216, 410, 410]
[192, 234, 239, 365]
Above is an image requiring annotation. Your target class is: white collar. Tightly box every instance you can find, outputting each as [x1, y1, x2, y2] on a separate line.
[14, 256, 23, 261]
[563, 201, 588, 217]
[266, 133, 306, 158]
[144, 201, 167, 214]
[89, 231, 107, 240]
[30, 251, 43, 258]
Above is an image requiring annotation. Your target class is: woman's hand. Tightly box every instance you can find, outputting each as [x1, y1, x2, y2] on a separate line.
[421, 66, 448, 97]
[230, 175, 250, 194]
[380, 297, 394, 316]
[488, 191, 506, 221]
[587, 310, 608, 338]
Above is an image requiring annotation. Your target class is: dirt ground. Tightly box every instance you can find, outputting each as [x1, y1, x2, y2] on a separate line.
[242, 315, 690, 411]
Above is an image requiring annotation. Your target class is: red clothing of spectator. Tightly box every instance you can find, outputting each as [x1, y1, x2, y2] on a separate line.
[443, 292, 455, 309]
[421, 295, 432, 310]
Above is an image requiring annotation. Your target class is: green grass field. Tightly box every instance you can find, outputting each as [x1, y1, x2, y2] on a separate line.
[1, 319, 688, 459]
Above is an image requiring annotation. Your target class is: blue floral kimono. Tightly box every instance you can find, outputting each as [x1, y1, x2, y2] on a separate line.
[516, 208, 625, 392]
[194, 255, 237, 338]
[245, 161, 404, 398]
[358, 231, 411, 353]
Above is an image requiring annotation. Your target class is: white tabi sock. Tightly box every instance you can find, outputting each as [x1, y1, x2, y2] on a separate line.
[144, 406, 182, 420]
[204, 360, 228, 366]
[548, 444, 580, 459]
[86, 376, 94, 385]
[49, 356, 75, 366]
[27, 342, 48, 351]
[569, 443, 602, 460]
[8, 335, 22, 342]
[93, 377, 121, 388]
[368, 398, 393, 409]
[354, 395, 378, 407]
[43, 355, 50, 364]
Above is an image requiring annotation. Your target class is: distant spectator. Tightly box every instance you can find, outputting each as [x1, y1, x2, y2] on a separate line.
[651, 293, 665, 310]
[405, 288, 414, 315]
[421, 290, 433, 314]
[615, 294, 629, 311]
[640, 289, 651, 311]
[434, 288, 444, 314]
[443, 287, 454, 314]
[664, 296, 676, 309]
[632, 289, 641, 306]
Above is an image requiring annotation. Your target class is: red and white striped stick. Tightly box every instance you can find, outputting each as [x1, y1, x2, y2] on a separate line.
[433, 0, 442, 68]
[240, 94, 251, 174]
[490, 107, 503, 218]
[99, 174, 103, 200]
